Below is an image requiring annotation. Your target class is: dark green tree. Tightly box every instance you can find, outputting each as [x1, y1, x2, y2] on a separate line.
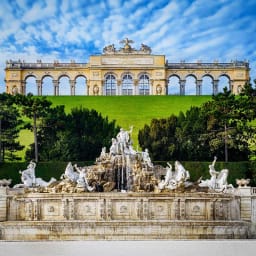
[15, 94, 52, 162]
[27, 106, 120, 161]
[0, 93, 24, 162]
[62, 107, 119, 161]
[176, 107, 210, 161]
[201, 87, 256, 161]
[25, 105, 67, 161]
[138, 115, 178, 161]
[138, 86, 256, 162]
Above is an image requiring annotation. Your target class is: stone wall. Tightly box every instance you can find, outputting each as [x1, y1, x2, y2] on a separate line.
[0, 188, 255, 240]
[5, 190, 240, 222]
[0, 188, 7, 221]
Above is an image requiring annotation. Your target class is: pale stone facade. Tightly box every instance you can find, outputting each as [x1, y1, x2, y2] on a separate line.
[0, 187, 256, 240]
[5, 39, 250, 96]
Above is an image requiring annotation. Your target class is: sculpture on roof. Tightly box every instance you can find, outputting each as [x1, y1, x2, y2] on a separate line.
[102, 38, 152, 55]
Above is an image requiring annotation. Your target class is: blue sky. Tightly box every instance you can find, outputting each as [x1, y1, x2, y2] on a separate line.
[0, 0, 256, 93]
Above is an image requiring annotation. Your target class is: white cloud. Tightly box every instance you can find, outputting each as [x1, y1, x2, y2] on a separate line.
[0, 0, 256, 94]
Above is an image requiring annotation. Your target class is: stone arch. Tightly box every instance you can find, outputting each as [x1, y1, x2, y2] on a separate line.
[25, 75, 37, 95]
[121, 73, 134, 95]
[75, 75, 87, 95]
[218, 74, 231, 93]
[138, 73, 150, 95]
[202, 75, 214, 95]
[104, 72, 118, 79]
[104, 73, 117, 95]
[167, 75, 180, 95]
[58, 75, 70, 95]
[185, 74, 197, 95]
[121, 72, 134, 80]
[137, 71, 151, 79]
[42, 75, 54, 96]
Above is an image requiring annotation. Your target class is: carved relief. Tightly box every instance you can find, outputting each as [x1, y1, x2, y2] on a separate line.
[192, 205, 200, 215]
[48, 206, 54, 212]
[120, 205, 128, 214]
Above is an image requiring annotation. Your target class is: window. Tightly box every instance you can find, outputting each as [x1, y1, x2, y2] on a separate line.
[105, 74, 117, 95]
[122, 74, 133, 95]
[139, 74, 150, 95]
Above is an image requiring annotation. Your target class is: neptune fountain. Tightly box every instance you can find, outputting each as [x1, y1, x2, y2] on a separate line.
[14, 127, 234, 194]
[0, 127, 255, 240]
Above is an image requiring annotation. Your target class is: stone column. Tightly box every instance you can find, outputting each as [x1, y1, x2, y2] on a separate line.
[213, 80, 219, 95]
[21, 80, 26, 95]
[165, 80, 168, 95]
[196, 80, 202, 95]
[70, 80, 75, 96]
[0, 187, 7, 221]
[134, 79, 138, 95]
[117, 80, 122, 95]
[237, 187, 252, 221]
[101, 80, 105, 96]
[229, 80, 233, 93]
[87, 79, 90, 95]
[36, 80, 42, 96]
[180, 80, 186, 95]
[149, 80, 153, 95]
[53, 80, 59, 96]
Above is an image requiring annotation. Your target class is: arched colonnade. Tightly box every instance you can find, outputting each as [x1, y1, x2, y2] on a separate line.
[20, 73, 231, 96]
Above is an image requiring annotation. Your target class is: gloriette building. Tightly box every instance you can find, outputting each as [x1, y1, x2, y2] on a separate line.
[5, 38, 250, 96]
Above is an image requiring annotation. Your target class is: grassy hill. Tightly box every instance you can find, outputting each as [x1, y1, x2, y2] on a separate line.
[19, 95, 211, 159]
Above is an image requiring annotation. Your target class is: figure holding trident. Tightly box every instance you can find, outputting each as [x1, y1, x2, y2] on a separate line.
[116, 126, 133, 154]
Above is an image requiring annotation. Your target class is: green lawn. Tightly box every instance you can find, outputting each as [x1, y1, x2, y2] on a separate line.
[18, 95, 211, 160]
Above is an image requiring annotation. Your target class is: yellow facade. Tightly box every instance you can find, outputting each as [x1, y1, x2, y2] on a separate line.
[5, 40, 250, 95]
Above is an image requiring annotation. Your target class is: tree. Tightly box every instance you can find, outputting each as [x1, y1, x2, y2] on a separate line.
[138, 115, 178, 161]
[201, 87, 256, 161]
[15, 94, 52, 162]
[25, 105, 67, 161]
[26, 106, 120, 161]
[0, 93, 24, 162]
[138, 86, 256, 162]
[62, 107, 119, 161]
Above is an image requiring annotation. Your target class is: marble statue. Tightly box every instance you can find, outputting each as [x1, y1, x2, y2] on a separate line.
[14, 160, 56, 188]
[11, 127, 237, 194]
[199, 156, 218, 189]
[116, 126, 134, 154]
[60, 162, 79, 182]
[199, 157, 234, 192]
[142, 148, 153, 168]
[73, 164, 94, 192]
[109, 138, 118, 156]
[159, 161, 191, 191]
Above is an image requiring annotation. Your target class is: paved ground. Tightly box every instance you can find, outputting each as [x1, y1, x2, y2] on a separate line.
[0, 240, 256, 256]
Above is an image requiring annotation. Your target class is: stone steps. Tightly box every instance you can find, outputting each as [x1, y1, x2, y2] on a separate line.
[0, 220, 252, 240]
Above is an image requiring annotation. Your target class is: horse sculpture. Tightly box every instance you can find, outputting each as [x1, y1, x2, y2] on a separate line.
[60, 162, 79, 182]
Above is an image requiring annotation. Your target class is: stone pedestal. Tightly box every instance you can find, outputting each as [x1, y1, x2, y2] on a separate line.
[0, 188, 7, 221]
[237, 187, 252, 221]
[0, 189, 253, 240]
